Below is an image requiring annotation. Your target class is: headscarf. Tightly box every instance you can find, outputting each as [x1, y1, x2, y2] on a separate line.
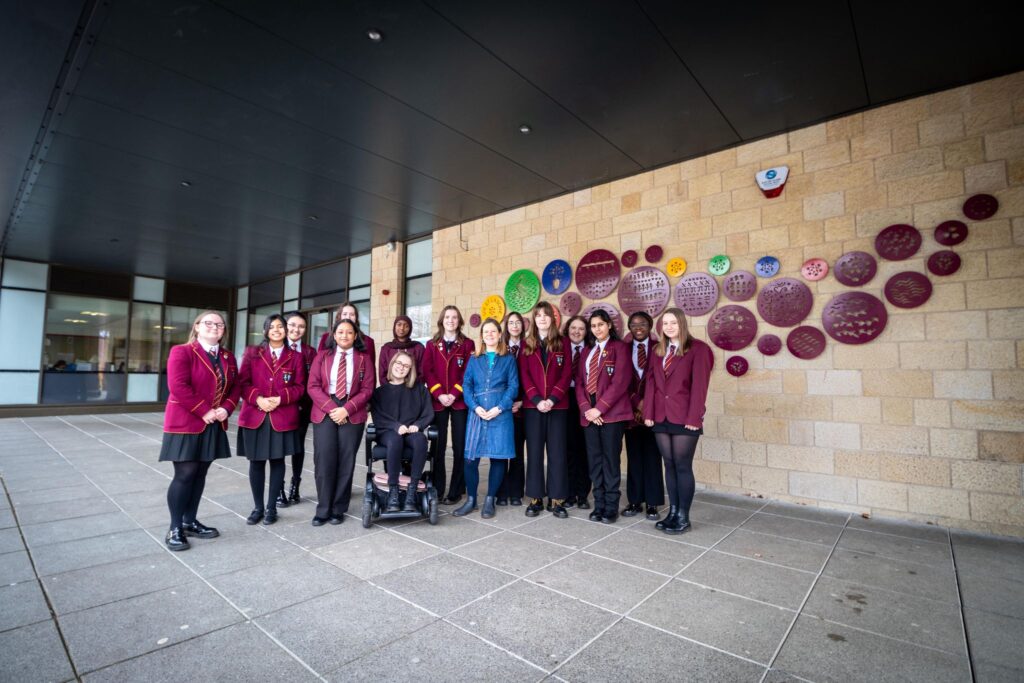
[384, 315, 418, 350]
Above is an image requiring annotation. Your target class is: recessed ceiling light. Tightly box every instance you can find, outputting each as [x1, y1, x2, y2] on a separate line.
[518, 123, 532, 134]
[366, 28, 383, 42]
[307, 214, 319, 221]
[180, 180, 192, 188]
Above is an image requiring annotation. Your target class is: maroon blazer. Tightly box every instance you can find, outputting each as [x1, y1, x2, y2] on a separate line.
[307, 347, 376, 424]
[627, 338, 655, 423]
[237, 345, 307, 431]
[574, 339, 633, 425]
[518, 343, 572, 410]
[163, 342, 240, 434]
[421, 337, 475, 411]
[292, 342, 318, 419]
[318, 331, 375, 361]
[642, 339, 715, 428]
[377, 341, 425, 386]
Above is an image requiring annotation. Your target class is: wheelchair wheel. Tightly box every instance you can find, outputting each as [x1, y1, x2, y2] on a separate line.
[361, 496, 372, 529]
[428, 495, 439, 525]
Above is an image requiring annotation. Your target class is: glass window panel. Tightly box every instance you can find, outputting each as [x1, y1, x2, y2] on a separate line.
[284, 273, 300, 300]
[127, 373, 158, 402]
[161, 306, 205, 370]
[248, 304, 281, 347]
[0, 372, 39, 404]
[0, 288, 46, 369]
[308, 311, 330, 350]
[2, 260, 48, 289]
[128, 302, 162, 372]
[42, 294, 129, 404]
[300, 260, 347, 298]
[133, 276, 164, 302]
[249, 278, 282, 307]
[349, 254, 371, 286]
[237, 286, 249, 310]
[283, 299, 298, 312]
[348, 285, 370, 302]
[405, 239, 432, 277]
[234, 310, 247, 358]
[405, 275, 432, 343]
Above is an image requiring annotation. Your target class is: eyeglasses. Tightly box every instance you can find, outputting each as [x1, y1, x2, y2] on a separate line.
[393, 362, 413, 370]
[201, 321, 225, 329]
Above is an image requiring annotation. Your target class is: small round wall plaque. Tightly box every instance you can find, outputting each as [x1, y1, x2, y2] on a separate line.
[708, 254, 731, 276]
[755, 255, 780, 278]
[722, 270, 757, 302]
[757, 334, 782, 356]
[963, 193, 998, 221]
[834, 251, 878, 287]
[801, 258, 829, 281]
[927, 250, 961, 276]
[822, 292, 888, 344]
[666, 257, 688, 278]
[645, 245, 663, 263]
[708, 305, 758, 351]
[884, 271, 932, 309]
[787, 326, 827, 360]
[674, 272, 719, 316]
[621, 250, 638, 267]
[542, 259, 573, 295]
[481, 295, 506, 322]
[934, 220, 968, 247]
[875, 224, 922, 261]
[504, 269, 541, 314]
[581, 302, 623, 337]
[576, 249, 621, 299]
[617, 266, 671, 318]
[559, 291, 582, 318]
[469, 314, 481, 328]
[757, 278, 814, 327]
[726, 356, 749, 377]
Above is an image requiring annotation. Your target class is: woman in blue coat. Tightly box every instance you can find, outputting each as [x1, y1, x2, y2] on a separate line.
[454, 317, 519, 519]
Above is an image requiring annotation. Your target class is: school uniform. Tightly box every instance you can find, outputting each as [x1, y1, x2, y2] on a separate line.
[641, 339, 715, 432]
[236, 345, 306, 459]
[420, 335, 475, 501]
[307, 345, 376, 522]
[377, 341, 425, 386]
[575, 338, 632, 520]
[624, 337, 665, 513]
[519, 340, 572, 505]
[319, 331, 376, 361]
[564, 341, 591, 505]
[160, 341, 240, 461]
[497, 341, 527, 502]
[289, 340, 318, 456]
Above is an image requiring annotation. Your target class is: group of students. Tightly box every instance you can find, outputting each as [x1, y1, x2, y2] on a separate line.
[157, 300, 713, 551]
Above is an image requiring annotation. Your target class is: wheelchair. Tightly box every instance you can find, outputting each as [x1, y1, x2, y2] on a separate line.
[361, 423, 440, 528]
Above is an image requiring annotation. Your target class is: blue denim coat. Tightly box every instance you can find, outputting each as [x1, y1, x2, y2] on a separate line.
[463, 352, 519, 460]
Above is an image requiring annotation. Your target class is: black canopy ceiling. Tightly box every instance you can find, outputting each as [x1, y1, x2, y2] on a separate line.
[2, 0, 1021, 286]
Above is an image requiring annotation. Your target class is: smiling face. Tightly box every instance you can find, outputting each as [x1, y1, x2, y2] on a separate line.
[590, 317, 610, 342]
[505, 315, 522, 340]
[534, 307, 552, 334]
[567, 319, 586, 344]
[266, 318, 286, 345]
[340, 305, 357, 323]
[442, 309, 460, 333]
[394, 318, 411, 339]
[661, 313, 680, 343]
[286, 316, 306, 343]
[481, 321, 501, 349]
[389, 353, 412, 383]
[629, 315, 650, 343]
[196, 313, 225, 345]
[334, 322, 356, 350]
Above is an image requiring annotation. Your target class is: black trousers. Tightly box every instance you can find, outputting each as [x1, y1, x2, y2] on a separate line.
[312, 420, 364, 519]
[290, 413, 311, 478]
[378, 430, 428, 487]
[584, 420, 625, 515]
[432, 407, 467, 500]
[497, 415, 526, 499]
[566, 401, 591, 500]
[624, 425, 665, 506]
[524, 409, 568, 500]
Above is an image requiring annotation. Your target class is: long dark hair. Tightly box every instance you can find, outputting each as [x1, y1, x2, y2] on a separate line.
[523, 301, 563, 355]
[431, 305, 466, 344]
[261, 313, 287, 347]
[325, 318, 366, 353]
[502, 311, 525, 347]
[584, 309, 620, 347]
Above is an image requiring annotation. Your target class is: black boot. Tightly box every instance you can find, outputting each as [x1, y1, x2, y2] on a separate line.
[453, 497, 478, 516]
[403, 486, 419, 512]
[276, 485, 290, 508]
[263, 507, 278, 525]
[386, 485, 401, 512]
[288, 477, 301, 504]
[165, 527, 190, 551]
[481, 496, 497, 519]
[664, 508, 689, 535]
[656, 505, 678, 531]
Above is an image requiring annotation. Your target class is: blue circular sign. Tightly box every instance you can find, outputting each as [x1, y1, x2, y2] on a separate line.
[766, 169, 777, 180]
[542, 259, 572, 295]
[755, 256, 780, 278]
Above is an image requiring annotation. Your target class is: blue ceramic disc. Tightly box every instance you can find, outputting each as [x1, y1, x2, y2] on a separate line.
[542, 259, 573, 295]
[755, 255, 780, 278]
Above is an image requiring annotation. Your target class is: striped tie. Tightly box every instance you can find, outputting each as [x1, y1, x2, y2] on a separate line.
[335, 350, 347, 399]
[637, 342, 646, 371]
[664, 344, 677, 371]
[586, 347, 600, 395]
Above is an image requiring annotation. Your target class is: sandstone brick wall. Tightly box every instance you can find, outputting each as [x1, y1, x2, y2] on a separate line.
[416, 72, 1024, 535]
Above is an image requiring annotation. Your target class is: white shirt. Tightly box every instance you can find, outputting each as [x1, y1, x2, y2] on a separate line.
[269, 344, 284, 361]
[632, 339, 648, 378]
[570, 342, 583, 387]
[328, 346, 355, 396]
[199, 341, 219, 355]
[585, 339, 609, 386]
[289, 340, 303, 353]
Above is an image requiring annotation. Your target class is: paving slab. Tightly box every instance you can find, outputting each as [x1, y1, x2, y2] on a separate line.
[526, 552, 667, 614]
[715, 529, 832, 572]
[11, 497, 120, 526]
[837, 527, 953, 567]
[584, 528, 704, 575]
[0, 619, 75, 683]
[42, 552, 193, 615]
[375, 552, 515, 615]
[760, 500, 850, 526]
[963, 608, 1024, 675]
[21, 511, 139, 549]
[823, 548, 959, 603]
[0, 580, 52, 632]
[28, 529, 157, 577]
[514, 514, 619, 549]
[0, 549, 36, 584]
[629, 518, 735, 548]
[207, 553, 356, 617]
[741, 512, 844, 546]
[846, 514, 950, 543]
[316, 531, 440, 580]
[681, 549, 817, 609]
[452, 530, 572, 576]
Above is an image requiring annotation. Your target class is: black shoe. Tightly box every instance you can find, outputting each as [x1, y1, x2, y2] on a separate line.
[402, 488, 419, 512]
[510, 497, 523, 506]
[656, 506, 678, 531]
[181, 520, 220, 539]
[165, 527, 190, 551]
[453, 497, 478, 517]
[525, 499, 543, 517]
[386, 485, 401, 513]
[246, 509, 265, 525]
[645, 505, 659, 520]
[665, 511, 691, 535]
[481, 496, 497, 519]
[329, 516, 344, 525]
[621, 503, 642, 517]
[276, 486, 290, 509]
[588, 510, 603, 522]
[263, 509, 278, 525]
[496, 498, 509, 506]
[288, 477, 301, 504]
[563, 497, 576, 509]
[601, 513, 619, 524]
[551, 500, 568, 518]
[311, 517, 328, 527]
[441, 495, 461, 506]
[577, 499, 591, 510]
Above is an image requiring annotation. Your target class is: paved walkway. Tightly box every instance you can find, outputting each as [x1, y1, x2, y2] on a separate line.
[0, 414, 1021, 682]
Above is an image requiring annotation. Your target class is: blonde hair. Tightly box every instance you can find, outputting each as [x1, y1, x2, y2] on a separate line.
[475, 318, 508, 356]
[188, 310, 227, 344]
[386, 351, 418, 388]
[654, 308, 692, 357]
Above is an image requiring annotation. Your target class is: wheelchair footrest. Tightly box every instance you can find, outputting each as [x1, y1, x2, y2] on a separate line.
[372, 472, 427, 492]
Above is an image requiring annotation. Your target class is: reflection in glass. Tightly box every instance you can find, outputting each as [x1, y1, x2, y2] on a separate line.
[128, 302, 162, 372]
[42, 294, 129, 403]
[405, 276, 432, 343]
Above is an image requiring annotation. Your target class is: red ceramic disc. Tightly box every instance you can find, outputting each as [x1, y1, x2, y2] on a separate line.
[645, 245, 663, 263]
[581, 302, 623, 337]
[722, 270, 757, 302]
[884, 271, 933, 309]
[757, 334, 782, 356]
[756, 278, 814, 327]
[617, 266, 670, 318]
[621, 250, 638, 267]
[934, 220, 968, 246]
[927, 250, 961, 276]
[559, 291, 582, 318]
[726, 355, 749, 377]
[963, 194, 998, 221]
[875, 224, 922, 261]
[834, 251, 878, 287]
[469, 313, 481, 328]
[801, 258, 829, 281]
[822, 292, 888, 344]
[576, 249, 621, 299]
[787, 326, 827, 360]
[708, 305, 758, 351]
[674, 272, 719, 316]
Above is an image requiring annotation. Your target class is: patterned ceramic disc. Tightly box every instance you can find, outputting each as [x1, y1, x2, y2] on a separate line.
[757, 334, 782, 356]
[545, 302, 562, 331]
[927, 250, 961, 276]
[755, 255, 780, 278]
[726, 355, 749, 377]
[708, 254, 731, 276]
[934, 220, 968, 247]
[722, 270, 757, 302]
[621, 250, 638, 267]
[801, 258, 829, 281]
[963, 193, 998, 220]
[674, 272, 719, 316]
[541, 259, 573, 295]
[576, 249, 621, 299]
[617, 266, 671, 319]
[581, 302, 623, 337]
[884, 271, 933, 309]
[833, 251, 878, 287]
[875, 224, 922, 261]
[559, 291, 582, 318]
[666, 257, 688, 278]
[757, 278, 814, 327]
[480, 295, 506, 322]
[469, 313, 481, 328]
[822, 292, 888, 344]
[787, 326, 827, 360]
[645, 245, 664, 263]
[707, 305, 758, 351]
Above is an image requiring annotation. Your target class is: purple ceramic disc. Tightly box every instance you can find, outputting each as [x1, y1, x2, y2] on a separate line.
[875, 224, 922, 261]
[645, 245, 663, 263]
[787, 326, 827, 359]
[822, 292, 888, 344]
[621, 250, 638, 267]
[674, 272, 719, 317]
[559, 291, 582, 318]
[757, 334, 782, 356]
[934, 220, 968, 246]
[617, 266, 670, 318]
[722, 270, 757, 302]
[834, 251, 878, 287]
[469, 313, 481, 328]
[708, 305, 758, 351]
[581, 302, 623, 337]
[884, 271, 933, 309]
[963, 193, 998, 221]
[576, 249, 621, 299]
[927, 250, 961, 276]
[756, 278, 814, 327]
[726, 355, 749, 377]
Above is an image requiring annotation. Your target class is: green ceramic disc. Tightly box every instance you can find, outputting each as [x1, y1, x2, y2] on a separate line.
[504, 269, 541, 314]
[709, 254, 731, 276]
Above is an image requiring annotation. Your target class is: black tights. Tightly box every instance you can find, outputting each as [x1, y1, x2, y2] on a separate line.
[167, 461, 212, 530]
[655, 433, 699, 514]
[249, 459, 286, 511]
[290, 453, 305, 480]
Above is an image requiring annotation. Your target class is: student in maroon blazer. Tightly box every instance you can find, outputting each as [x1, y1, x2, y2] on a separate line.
[575, 309, 632, 524]
[496, 311, 526, 506]
[316, 301, 376, 361]
[420, 305, 475, 503]
[237, 314, 307, 526]
[159, 310, 240, 551]
[643, 307, 714, 535]
[307, 318, 376, 526]
[277, 311, 318, 507]
[623, 311, 665, 521]
[519, 302, 573, 518]
[377, 315, 425, 386]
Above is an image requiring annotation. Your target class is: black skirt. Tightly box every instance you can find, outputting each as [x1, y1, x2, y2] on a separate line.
[236, 419, 299, 461]
[159, 424, 231, 462]
[651, 421, 703, 436]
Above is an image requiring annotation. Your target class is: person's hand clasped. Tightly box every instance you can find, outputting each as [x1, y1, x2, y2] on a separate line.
[329, 407, 348, 424]
[475, 406, 488, 419]
[511, 400, 522, 414]
[538, 399, 554, 413]
[439, 394, 455, 407]
[407, 425, 419, 433]
[584, 407, 602, 423]
[201, 409, 217, 424]
[644, 419, 654, 428]
[397, 425, 409, 435]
